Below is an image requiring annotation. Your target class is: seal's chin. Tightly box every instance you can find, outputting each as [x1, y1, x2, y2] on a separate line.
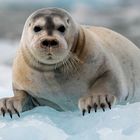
[42, 54, 62, 65]
[47, 56, 53, 60]
[43, 51, 70, 65]
[45, 55, 52, 61]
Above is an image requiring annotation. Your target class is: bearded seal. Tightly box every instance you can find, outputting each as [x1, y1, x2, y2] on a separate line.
[0, 7, 140, 118]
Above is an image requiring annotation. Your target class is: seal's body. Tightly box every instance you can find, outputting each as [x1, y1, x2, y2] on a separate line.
[0, 8, 140, 117]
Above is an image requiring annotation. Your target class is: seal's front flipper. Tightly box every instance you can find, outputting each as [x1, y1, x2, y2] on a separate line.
[78, 71, 118, 116]
[0, 90, 35, 118]
[78, 93, 116, 116]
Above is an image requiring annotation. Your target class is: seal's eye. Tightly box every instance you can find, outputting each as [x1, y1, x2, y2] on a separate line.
[57, 25, 65, 33]
[33, 26, 42, 32]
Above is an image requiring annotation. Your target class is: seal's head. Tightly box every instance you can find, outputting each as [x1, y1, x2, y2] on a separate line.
[21, 8, 79, 65]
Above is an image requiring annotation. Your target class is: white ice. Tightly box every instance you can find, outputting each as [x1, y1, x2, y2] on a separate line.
[1, 41, 140, 140]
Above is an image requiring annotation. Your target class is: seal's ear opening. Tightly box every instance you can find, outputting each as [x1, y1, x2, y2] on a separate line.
[29, 23, 31, 27]
[67, 18, 70, 24]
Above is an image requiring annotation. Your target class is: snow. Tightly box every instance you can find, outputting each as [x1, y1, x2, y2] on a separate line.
[1, 41, 140, 140]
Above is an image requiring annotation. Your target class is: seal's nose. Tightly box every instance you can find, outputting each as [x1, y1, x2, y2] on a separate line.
[41, 39, 58, 47]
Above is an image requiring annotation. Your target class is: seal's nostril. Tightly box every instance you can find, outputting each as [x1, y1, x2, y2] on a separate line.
[50, 40, 58, 46]
[42, 39, 58, 47]
[42, 40, 49, 46]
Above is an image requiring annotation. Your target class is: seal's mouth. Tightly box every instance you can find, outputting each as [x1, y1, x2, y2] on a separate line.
[47, 52, 53, 55]
[46, 53, 56, 60]
[47, 55, 53, 60]
[47, 57, 53, 60]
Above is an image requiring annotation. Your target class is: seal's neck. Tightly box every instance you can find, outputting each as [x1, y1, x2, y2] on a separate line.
[71, 26, 86, 60]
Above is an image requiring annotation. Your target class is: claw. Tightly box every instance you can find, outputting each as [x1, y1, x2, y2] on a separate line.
[1, 108, 5, 117]
[100, 103, 105, 112]
[105, 96, 111, 109]
[93, 103, 98, 112]
[108, 102, 111, 109]
[87, 105, 91, 113]
[7, 109, 12, 119]
[14, 108, 20, 118]
[82, 109, 86, 116]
